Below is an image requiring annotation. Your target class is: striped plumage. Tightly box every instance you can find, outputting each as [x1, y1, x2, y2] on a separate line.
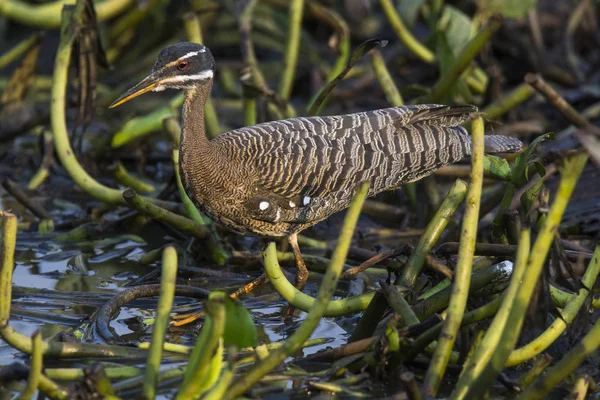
[198, 104, 478, 237]
[111, 41, 522, 255]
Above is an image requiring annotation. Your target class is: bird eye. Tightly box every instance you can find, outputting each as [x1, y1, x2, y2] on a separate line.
[177, 60, 189, 71]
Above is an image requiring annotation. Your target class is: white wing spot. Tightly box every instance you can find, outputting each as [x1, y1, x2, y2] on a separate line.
[289, 201, 296, 208]
[302, 196, 311, 206]
[259, 201, 269, 211]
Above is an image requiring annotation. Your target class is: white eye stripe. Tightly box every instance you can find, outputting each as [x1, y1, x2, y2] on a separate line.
[160, 70, 214, 84]
[180, 48, 206, 59]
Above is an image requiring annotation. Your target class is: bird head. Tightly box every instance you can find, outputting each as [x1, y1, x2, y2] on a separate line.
[110, 42, 215, 108]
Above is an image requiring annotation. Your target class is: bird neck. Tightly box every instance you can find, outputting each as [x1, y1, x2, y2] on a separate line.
[179, 81, 215, 199]
[181, 82, 213, 151]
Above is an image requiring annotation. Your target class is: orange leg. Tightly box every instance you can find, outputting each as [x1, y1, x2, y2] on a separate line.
[289, 233, 309, 291]
[171, 273, 268, 327]
[285, 233, 308, 319]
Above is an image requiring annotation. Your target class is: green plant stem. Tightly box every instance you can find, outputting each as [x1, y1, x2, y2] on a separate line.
[307, 39, 385, 116]
[278, 0, 304, 99]
[262, 243, 375, 316]
[111, 95, 183, 148]
[402, 294, 503, 363]
[28, 130, 54, 190]
[455, 152, 589, 400]
[51, 3, 169, 208]
[379, 0, 435, 64]
[517, 354, 553, 388]
[0, 33, 41, 70]
[304, 0, 350, 114]
[113, 366, 186, 393]
[184, 12, 220, 138]
[18, 331, 42, 400]
[244, 96, 257, 126]
[482, 83, 535, 120]
[516, 308, 600, 399]
[491, 182, 515, 244]
[122, 189, 209, 240]
[350, 179, 467, 342]
[370, 48, 404, 106]
[399, 179, 468, 287]
[177, 294, 226, 400]
[551, 285, 600, 309]
[224, 182, 370, 399]
[450, 229, 530, 400]
[0, 0, 134, 29]
[46, 366, 142, 380]
[411, 260, 511, 321]
[142, 246, 178, 400]
[427, 16, 502, 103]
[38, 375, 69, 400]
[423, 117, 485, 397]
[380, 282, 419, 326]
[111, 162, 155, 193]
[202, 358, 235, 400]
[109, 0, 161, 41]
[506, 246, 600, 366]
[0, 211, 16, 327]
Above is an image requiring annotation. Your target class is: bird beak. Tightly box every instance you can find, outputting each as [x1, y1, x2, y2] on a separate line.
[109, 73, 162, 108]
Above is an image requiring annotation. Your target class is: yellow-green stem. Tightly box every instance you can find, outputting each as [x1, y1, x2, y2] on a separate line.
[0, 0, 134, 29]
[506, 246, 600, 366]
[423, 117, 485, 397]
[278, 0, 305, 99]
[398, 179, 468, 287]
[177, 294, 225, 399]
[516, 302, 600, 399]
[427, 16, 502, 103]
[0, 33, 41, 70]
[456, 152, 589, 400]
[379, 0, 435, 64]
[482, 83, 535, 120]
[142, 247, 178, 400]
[112, 162, 155, 193]
[262, 244, 375, 316]
[450, 229, 531, 399]
[17, 331, 42, 400]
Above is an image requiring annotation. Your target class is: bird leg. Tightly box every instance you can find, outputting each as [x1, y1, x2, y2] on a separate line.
[284, 233, 309, 320]
[289, 233, 309, 292]
[171, 272, 269, 327]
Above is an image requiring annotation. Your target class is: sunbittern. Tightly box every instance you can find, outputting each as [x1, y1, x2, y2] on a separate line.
[110, 42, 522, 300]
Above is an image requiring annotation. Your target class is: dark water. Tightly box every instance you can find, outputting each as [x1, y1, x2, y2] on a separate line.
[0, 195, 365, 399]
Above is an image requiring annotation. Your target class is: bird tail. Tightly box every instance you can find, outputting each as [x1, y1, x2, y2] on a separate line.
[484, 135, 523, 154]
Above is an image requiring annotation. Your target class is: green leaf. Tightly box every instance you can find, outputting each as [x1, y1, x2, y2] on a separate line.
[385, 321, 400, 352]
[520, 178, 544, 214]
[435, 32, 457, 103]
[484, 154, 512, 181]
[439, 5, 475, 55]
[397, 0, 426, 28]
[223, 296, 257, 349]
[512, 132, 554, 185]
[308, 39, 387, 116]
[479, 0, 537, 19]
